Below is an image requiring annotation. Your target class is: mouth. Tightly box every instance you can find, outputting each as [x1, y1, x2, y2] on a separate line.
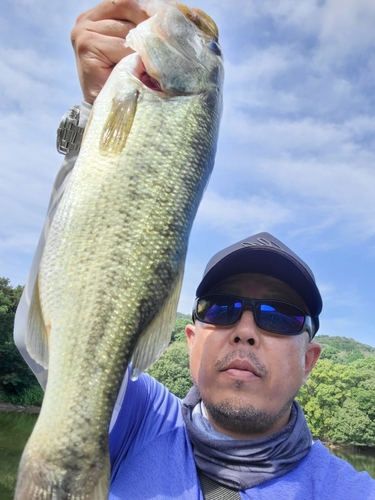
[220, 359, 263, 381]
[139, 59, 163, 92]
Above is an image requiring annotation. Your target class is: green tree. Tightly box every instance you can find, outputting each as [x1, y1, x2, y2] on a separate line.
[319, 345, 340, 362]
[170, 316, 192, 343]
[148, 341, 193, 398]
[297, 359, 360, 439]
[351, 386, 375, 421]
[329, 398, 375, 446]
[0, 278, 43, 405]
[0, 278, 23, 336]
[344, 350, 365, 364]
[298, 351, 375, 445]
[352, 357, 375, 372]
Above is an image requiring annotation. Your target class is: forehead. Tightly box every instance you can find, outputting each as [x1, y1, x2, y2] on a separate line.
[210, 273, 308, 310]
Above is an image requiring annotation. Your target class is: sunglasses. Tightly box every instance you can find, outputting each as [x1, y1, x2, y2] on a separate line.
[192, 294, 313, 338]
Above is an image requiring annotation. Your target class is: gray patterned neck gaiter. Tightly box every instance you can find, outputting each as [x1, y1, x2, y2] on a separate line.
[182, 385, 312, 490]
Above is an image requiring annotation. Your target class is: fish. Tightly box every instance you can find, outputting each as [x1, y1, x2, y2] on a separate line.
[14, 0, 223, 498]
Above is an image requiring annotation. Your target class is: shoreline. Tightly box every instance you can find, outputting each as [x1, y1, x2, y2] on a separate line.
[0, 406, 374, 451]
[322, 441, 375, 453]
[0, 402, 40, 414]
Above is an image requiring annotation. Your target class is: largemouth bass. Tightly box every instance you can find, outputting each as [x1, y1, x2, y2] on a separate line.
[14, 1, 223, 498]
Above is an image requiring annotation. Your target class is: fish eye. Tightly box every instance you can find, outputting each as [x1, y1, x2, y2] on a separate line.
[206, 41, 222, 56]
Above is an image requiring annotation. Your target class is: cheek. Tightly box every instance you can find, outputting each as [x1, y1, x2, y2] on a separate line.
[188, 332, 207, 384]
[189, 341, 202, 383]
[272, 343, 306, 393]
[189, 331, 220, 386]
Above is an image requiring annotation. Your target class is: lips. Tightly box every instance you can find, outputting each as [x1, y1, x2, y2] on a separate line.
[221, 359, 262, 378]
[215, 350, 268, 380]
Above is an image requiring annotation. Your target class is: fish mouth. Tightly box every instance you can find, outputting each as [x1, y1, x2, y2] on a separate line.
[137, 58, 163, 92]
[139, 61, 162, 91]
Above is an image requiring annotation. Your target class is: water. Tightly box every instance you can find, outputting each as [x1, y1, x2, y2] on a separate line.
[1, 412, 375, 499]
[0, 412, 38, 500]
[328, 445, 375, 478]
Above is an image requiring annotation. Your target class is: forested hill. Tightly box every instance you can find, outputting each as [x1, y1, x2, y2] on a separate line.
[316, 335, 375, 363]
[1, 277, 375, 446]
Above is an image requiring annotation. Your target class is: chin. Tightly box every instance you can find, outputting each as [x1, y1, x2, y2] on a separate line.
[203, 395, 294, 437]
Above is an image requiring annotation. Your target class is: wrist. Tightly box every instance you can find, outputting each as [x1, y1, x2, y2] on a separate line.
[56, 104, 85, 155]
[79, 100, 93, 127]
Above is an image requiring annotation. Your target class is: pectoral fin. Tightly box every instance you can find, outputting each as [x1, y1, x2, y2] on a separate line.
[25, 277, 49, 369]
[130, 266, 184, 380]
[100, 90, 139, 156]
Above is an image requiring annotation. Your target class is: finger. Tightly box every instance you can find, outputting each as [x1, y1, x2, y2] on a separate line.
[71, 18, 136, 57]
[84, 19, 136, 38]
[73, 29, 133, 66]
[78, 0, 149, 25]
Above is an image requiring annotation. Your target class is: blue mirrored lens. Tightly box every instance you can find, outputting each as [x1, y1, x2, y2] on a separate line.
[197, 299, 242, 325]
[257, 303, 304, 333]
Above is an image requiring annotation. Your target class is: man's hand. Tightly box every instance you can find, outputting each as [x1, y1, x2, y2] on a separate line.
[71, 0, 149, 104]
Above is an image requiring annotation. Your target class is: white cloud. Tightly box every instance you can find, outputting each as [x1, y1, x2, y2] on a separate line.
[318, 0, 375, 54]
[195, 189, 294, 239]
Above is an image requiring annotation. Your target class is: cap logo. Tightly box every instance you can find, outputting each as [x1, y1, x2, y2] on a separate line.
[242, 237, 282, 250]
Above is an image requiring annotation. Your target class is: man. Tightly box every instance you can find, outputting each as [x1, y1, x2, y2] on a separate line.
[106, 232, 375, 499]
[14, 1, 375, 498]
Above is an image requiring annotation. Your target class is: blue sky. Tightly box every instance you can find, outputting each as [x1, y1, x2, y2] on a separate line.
[1, 0, 375, 347]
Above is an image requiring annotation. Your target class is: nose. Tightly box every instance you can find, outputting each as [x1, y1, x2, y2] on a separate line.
[229, 309, 259, 346]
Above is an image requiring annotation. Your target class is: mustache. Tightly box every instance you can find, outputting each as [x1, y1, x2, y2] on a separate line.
[214, 349, 269, 377]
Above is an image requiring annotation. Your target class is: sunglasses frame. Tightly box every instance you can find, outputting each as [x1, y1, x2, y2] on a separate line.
[192, 293, 313, 339]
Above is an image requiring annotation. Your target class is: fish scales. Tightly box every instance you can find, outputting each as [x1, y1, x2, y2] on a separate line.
[14, 1, 223, 498]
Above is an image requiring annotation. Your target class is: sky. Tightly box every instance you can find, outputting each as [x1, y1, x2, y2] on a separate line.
[1, 0, 375, 347]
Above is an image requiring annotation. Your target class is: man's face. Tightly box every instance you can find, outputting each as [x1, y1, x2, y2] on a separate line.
[185, 273, 321, 439]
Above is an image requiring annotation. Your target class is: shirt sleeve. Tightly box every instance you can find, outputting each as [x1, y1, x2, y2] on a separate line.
[13, 101, 92, 390]
[109, 370, 183, 479]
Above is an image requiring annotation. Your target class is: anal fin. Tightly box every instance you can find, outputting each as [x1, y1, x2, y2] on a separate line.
[130, 266, 184, 380]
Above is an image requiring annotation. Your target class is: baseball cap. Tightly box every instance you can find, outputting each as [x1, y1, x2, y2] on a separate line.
[195, 232, 322, 335]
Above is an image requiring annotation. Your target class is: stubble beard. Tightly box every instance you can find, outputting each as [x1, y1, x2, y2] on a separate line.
[202, 392, 295, 436]
[197, 348, 297, 436]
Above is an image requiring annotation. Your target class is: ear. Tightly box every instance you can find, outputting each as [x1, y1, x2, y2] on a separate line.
[185, 323, 196, 352]
[303, 341, 321, 383]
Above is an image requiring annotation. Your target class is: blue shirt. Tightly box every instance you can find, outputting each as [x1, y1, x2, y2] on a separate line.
[109, 372, 375, 499]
